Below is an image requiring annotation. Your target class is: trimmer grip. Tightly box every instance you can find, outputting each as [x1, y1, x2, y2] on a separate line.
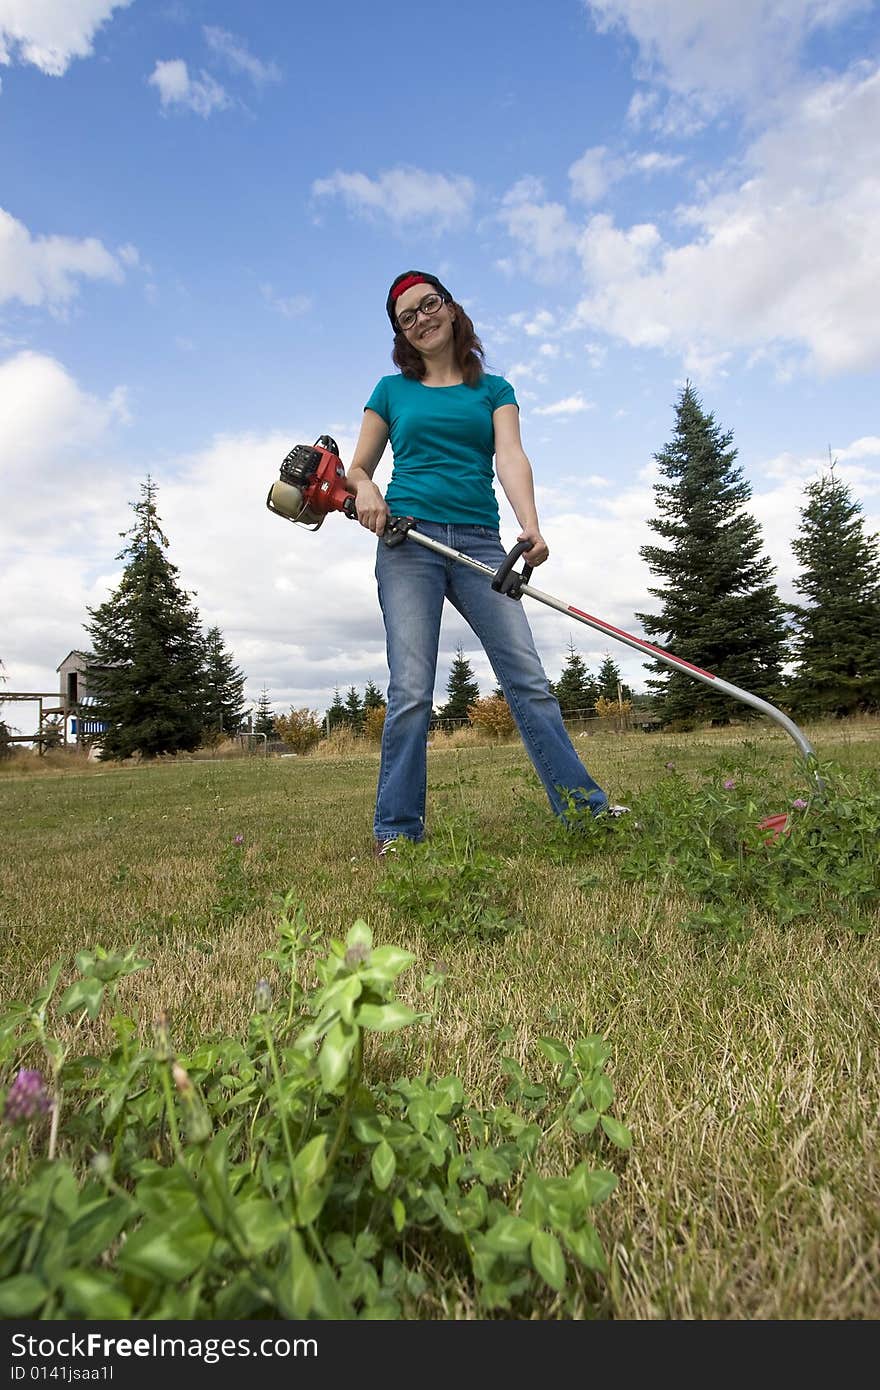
[491, 540, 533, 599]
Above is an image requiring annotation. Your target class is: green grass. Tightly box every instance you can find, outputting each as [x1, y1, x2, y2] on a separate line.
[1, 719, 879, 1319]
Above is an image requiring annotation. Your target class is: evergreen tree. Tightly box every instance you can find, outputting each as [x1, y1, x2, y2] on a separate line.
[253, 686, 276, 737]
[344, 685, 364, 731]
[554, 640, 598, 718]
[363, 679, 386, 710]
[787, 466, 880, 716]
[441, 645, 480, 722]
[637, 383, 786, 725]
[85, 478, 206, 759]
[325, 687, 348, 731]
[200, 626, 247, 739]
[596, 653, 627, 703]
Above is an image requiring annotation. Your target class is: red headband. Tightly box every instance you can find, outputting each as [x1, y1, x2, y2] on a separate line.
[390, 274, 428, 302]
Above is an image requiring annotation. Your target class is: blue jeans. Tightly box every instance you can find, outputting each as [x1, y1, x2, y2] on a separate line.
[374, 522, 608, 841]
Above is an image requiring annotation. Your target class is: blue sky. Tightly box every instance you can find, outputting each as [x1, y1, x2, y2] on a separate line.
[2, 0, 879, 728]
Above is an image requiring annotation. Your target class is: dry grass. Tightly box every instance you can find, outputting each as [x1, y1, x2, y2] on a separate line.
[1, 718, 878, 1319]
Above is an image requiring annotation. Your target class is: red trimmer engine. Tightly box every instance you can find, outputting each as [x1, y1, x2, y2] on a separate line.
[266, 435, 356, 530]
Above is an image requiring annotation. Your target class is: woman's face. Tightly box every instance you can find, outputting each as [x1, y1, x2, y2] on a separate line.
[395, 282, 456, 353]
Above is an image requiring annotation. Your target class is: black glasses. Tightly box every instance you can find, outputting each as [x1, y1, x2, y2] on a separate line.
[396, 292, 445, 331]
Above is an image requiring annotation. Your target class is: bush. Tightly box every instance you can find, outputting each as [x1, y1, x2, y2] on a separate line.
[363, 705, 386, 744]
[274, 708, 322, 755]
[467, 695, 516, 739]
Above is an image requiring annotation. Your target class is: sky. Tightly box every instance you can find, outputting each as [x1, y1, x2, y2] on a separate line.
[1, 0, 879, 733]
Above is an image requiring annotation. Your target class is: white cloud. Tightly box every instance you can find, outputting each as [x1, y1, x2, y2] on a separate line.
[261, 284, 312, 319]
[0, 0, 132, 77]
[498, 180, 579, 279]
[521, 310, 557, 337]
[311, 167, 475, 231]
[571, 63, 880, 374]
[0, 206, 126, 310]
[569, 145, 685, 205]
[0, 352, 136, 691]
[835, 436, 880, 463]
[203, 26, 281, 84]
[583, 0, 870, 116]
[569, 147, 619, 204]
[148, 59, 230, 117]
[532, 394, 594, 416]
[0, 351, 128, 485]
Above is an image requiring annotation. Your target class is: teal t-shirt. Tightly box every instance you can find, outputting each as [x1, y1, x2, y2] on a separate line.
[364, 373, 517, 526]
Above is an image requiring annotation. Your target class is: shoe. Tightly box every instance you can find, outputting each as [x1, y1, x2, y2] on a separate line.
[372, 837, 400, 859]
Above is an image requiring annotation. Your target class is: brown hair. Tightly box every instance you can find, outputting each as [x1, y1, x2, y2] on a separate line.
[392, 301, 486, 386]
[386, 270, 486, 387]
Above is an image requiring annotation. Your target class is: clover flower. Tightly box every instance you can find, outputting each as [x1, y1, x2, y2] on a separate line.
[791, 798, 808, 810]
[665, 761, 676, 771]
[723, 778, 736, 790]
[232, 834, 244, 846]
[3, 1069, 52, 1125]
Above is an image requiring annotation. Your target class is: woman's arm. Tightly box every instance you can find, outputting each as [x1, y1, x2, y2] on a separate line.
[347, 408, 391, 535]
[493, 403, 549, 566]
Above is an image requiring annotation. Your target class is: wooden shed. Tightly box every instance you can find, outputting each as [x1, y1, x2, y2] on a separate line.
[56, 650, 95, 712]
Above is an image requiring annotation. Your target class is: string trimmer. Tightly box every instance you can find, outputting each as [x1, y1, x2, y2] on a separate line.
[267, 436, 823, 829]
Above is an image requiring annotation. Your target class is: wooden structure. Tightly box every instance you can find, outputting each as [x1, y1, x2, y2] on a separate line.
[1, 651, 110, 752]
[2, 691, 69, 750]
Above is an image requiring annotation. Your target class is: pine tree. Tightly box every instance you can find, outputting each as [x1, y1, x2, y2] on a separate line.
[553, 640, 598, 718]
[253, 686, 276, 737]
[441, 645, 480, 722]
[363, 680, 386, 710]
[596, 653, 627, 703]
[344, 686, 364, 732]
[85, 478, 206, 759]
[325, 688, 348, 731]
[638, 383, 786, 726]
[787, 465, 880, 716]
[200, 626, 247, 740]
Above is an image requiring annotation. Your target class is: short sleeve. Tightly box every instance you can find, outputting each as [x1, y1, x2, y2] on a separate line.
[364, 378, 390, 424]
[490, 376, 518, 411]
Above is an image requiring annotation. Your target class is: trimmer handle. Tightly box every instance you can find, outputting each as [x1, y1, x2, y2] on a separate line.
[491, 540, 533, 600]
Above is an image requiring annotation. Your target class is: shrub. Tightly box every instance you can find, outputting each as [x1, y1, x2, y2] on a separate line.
[363, 705, 386, 744]
[275, 708, 322, 755]
[467, 695, 516, 739]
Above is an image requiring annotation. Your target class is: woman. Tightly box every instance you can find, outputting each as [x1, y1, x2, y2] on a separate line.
[347, 269, 620, 856]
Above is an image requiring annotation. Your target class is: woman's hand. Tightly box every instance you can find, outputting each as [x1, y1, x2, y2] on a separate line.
[517, 527, 549, 566]
[355, 479, 389, 535]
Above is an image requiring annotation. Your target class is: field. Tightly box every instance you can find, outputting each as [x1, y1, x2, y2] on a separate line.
[1, 719, 879, 1320]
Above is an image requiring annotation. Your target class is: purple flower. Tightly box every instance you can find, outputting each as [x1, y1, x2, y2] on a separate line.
[665, 761, 676, 771]
[723, 778, 736, 791]
[232, 834, 244, 846]
[3, 1069, 52, 1125]
[791, 798, 808, 811]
